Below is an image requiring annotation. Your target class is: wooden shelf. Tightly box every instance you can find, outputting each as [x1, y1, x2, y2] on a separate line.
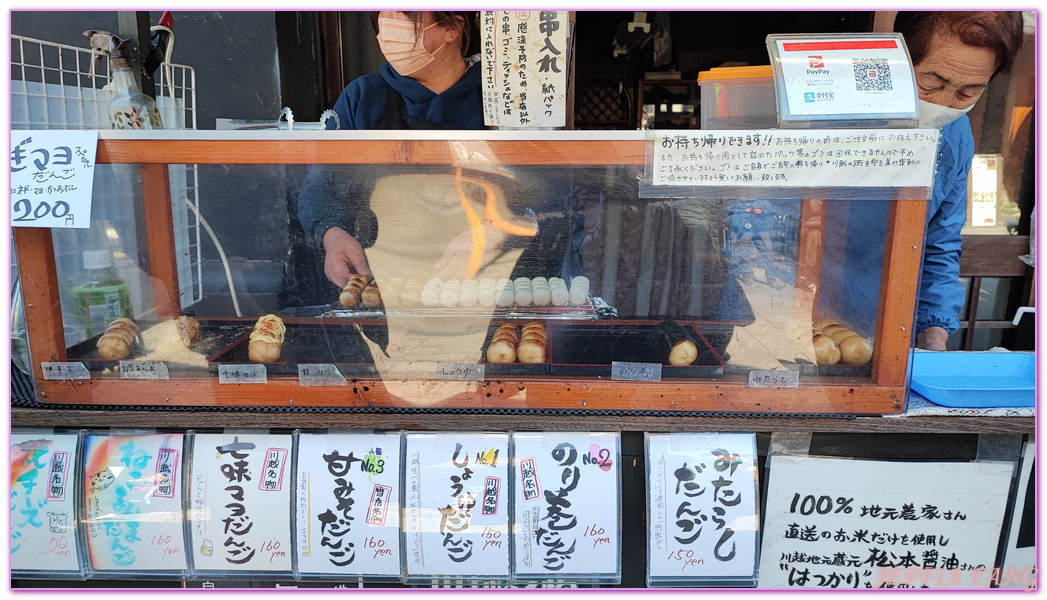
[11, 407, 1034, 435]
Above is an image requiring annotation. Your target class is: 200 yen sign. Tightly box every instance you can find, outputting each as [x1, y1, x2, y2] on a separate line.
[12, 198, 71, 222]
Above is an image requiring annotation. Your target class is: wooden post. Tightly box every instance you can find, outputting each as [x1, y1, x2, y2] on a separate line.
[141, 163, 181, 318]
[872, 199, 927, 385]
[13, 227, 67, 381]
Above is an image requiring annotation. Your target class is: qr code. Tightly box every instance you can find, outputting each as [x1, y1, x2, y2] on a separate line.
[853, 58, 892, 91]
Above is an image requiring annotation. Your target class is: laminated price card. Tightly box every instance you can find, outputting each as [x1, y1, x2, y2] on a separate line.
[296, 432, 402, 580]
[513, 432, 621, 584]
[11, 430, 83, 577]
[403, 432, 511, 583]
[83, 433, 188, 576]
[759, 456, 1014, 589]
[646, 433, 759, 587]
[189, 432, 293, 575]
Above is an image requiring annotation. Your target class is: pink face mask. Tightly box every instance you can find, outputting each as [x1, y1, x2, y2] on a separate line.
[377, 17, 446, 77]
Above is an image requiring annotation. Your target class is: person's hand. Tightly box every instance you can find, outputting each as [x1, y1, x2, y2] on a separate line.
[915, 326, 949, 351]
[434, 225, 507, 281]
[322, 227, 370, 288]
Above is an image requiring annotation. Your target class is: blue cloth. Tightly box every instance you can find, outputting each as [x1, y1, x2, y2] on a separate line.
[328, 61, 484, 130]
[835, 116, 972, 337]
[917, 115, 973, 335]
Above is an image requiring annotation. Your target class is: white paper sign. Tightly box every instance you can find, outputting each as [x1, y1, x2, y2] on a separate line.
[10, 431, 82, 574]
[403, 432, 511, 580]
[481, 11, 568, 128]
[759, 456, 1013, 589]
[646, 433, 759, 584]
[83, 433, 187, 572]
[774, 36, 917, 117]
[189, 432, 293, 573]
[513, 432, 621, 582]
[10, 130, 98, 229]
[652, 129, 939, 188]
[296, 432, 402, 578]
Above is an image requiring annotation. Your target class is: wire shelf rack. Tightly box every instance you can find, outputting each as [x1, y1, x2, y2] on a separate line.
[10, 33, 203, 308]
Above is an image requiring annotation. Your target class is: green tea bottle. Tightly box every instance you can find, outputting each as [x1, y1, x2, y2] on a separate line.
[71, 249, 132, 337]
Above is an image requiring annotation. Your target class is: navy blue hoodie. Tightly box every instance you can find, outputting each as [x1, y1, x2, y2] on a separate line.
[329, 60, 485, 130]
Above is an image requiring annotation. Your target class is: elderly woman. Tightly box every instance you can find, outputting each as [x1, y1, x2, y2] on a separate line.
[895, 11, 1024, 350]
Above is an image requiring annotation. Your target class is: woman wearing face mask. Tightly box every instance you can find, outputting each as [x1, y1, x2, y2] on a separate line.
[894, 11, 1024, 350]
[331, 11, 483, 131]
[826, 12, 1023, 352]
[295, 11, 486, 292]
[896, 11, 1026, 347]
[296, 11, 566, 304]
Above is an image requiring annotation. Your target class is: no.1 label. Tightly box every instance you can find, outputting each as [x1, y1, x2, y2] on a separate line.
[119, 360, 170, 380]
[436, 362, 485, 382]
[298, 364, 347, 387]
[218, 364, 267, 384]
[41, 361, 90, 380]
[612, 361, 662, 382]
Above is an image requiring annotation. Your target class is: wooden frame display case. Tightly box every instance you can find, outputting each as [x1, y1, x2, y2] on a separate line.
[16, 131, 926, 415]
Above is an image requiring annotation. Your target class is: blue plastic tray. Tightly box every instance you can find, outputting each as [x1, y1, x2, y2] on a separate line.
[910, 352, 1035, 408]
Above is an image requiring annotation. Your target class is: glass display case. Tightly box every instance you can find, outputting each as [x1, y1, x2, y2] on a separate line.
[15, 130, 928, 414]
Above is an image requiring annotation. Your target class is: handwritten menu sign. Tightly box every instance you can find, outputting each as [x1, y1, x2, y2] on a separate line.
[10, 130, 98, 229]
[611, 361, 661, 382]
[41, 361, 90, 381]
[748, 370, 800, 388]
[759, 456, 1013, 589]
[82, 433, 187, 573]
[646, 433, 758, 586]
[480, 11, 568, 128]
[651, 129, 938, 188]
[513, 432, 621, 583]
[437, 362, 485, 382]
[403, 432, 511, 581]
[189, 432, 293, 574]
[10, 430, 82, 575]
[296, 432, 402, 579]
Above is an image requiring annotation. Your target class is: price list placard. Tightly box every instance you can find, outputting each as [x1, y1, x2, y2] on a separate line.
[11, 430, 83, 576]
[759, 456, 1013, 589]
[296, 432, 402, 579]
[403, 432, 511, 582]
[189, 432, 293, 575]
[514, 432, 621, 584]
[646, 433, 759, 587]
[83, 433, 187, 574]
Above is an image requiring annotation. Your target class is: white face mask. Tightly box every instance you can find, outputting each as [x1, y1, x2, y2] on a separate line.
[377, 17, 446, 77]
[916, 99, 974, 129]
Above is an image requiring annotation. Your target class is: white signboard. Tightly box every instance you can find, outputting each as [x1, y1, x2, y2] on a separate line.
[189, 432, 293, 574]
[296, 432, 402, 579]
[646, 433, 759, 585]
[403, 432, 511, 581]
[83, 433, 187, 573]
[774, 36, 917, 117]
[652, 129, 939, 188]
[10, 431, 82, 575]
[10, 130, 98, 228]
[481, 11, 568, 128]
[513, 432, 621, 583]
[759, 456, 1014, 589]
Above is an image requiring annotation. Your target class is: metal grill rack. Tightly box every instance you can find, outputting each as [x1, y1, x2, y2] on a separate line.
[10, 34, 203, 308]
